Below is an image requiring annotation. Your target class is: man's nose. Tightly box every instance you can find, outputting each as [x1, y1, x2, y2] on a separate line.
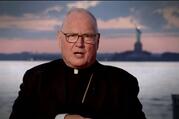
[75, 36, 85, 47]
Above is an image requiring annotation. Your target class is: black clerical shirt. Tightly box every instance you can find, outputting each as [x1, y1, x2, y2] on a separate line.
[9, 59, 146, 119]
[65, 65, 94, 111]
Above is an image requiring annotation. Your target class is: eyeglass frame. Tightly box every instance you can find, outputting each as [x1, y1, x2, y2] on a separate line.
[60, 31, 100, 44]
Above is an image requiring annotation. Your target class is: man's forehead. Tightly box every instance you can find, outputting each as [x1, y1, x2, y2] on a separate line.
[63, 12, 96, 30]
[66, 11, 94, 23]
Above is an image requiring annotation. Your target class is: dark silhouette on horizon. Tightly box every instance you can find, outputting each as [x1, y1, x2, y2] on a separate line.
[1, 27, 179, 61]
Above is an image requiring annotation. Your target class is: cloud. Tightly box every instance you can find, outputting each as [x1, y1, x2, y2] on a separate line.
[0, 15, 62, 31]
[44, 5, 63, 14]
[0, 4, 66, 31]
[0, 1, 101, 32]
[67, 1, 100, 9]
[97, 16, 146, 30]
[162, 7, 179, 29]
[0, 39, 59, 53]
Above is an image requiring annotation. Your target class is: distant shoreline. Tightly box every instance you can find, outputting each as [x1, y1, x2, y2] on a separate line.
[1, 52, 179, 61]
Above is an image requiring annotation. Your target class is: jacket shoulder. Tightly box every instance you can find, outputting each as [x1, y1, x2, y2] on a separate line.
[21, 59, 64, 87]
[97, 62, 140, 95]
[26, 59, 63, 73]
[22, 59, 64, 83]
[98, 63, 136, 80]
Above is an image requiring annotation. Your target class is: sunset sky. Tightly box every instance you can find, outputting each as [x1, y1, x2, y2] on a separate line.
[0, 1, 179, 54]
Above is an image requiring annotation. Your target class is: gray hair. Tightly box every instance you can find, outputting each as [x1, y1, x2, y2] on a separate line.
[61, 8, 98, 32]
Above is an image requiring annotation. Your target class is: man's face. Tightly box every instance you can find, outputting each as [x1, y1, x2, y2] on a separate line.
[59, 12, 99, 69]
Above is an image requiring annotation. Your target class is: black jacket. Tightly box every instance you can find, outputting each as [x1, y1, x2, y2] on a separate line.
[10, 59, 146, 119]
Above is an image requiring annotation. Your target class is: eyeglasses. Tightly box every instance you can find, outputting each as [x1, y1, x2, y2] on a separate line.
[61, 31, 100, 44]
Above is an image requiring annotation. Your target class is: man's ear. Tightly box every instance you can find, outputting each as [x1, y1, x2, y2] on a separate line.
[96, 34, 100, 50]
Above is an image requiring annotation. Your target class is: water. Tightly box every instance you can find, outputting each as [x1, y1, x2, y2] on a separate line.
[1, 61, 179, 119]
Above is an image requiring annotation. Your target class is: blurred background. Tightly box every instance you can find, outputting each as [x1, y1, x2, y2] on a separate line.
[0, 1, 179, 119]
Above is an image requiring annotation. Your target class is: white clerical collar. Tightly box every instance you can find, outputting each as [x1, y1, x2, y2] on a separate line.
[74, 68, 79, 74]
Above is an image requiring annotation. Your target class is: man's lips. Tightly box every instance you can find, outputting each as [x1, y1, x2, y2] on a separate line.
[73, 51, 85, 58]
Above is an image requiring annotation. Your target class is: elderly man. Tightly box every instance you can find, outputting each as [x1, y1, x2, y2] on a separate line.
[9, 8, 146, 119]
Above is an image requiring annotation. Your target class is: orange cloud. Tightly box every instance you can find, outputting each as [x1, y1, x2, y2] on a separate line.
[0, 39, 59, 53]
[0, 15, 62, 31]
[142, 34, 179, 53]
[97, 16, 146, 30]
[98, 36, 135, 53]
[162, 6, 179, 29]
[0, 33, 179, 54]
[99, 33, 179, 53]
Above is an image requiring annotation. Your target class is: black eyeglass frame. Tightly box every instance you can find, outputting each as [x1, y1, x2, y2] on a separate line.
[61, 31, 100, 44]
